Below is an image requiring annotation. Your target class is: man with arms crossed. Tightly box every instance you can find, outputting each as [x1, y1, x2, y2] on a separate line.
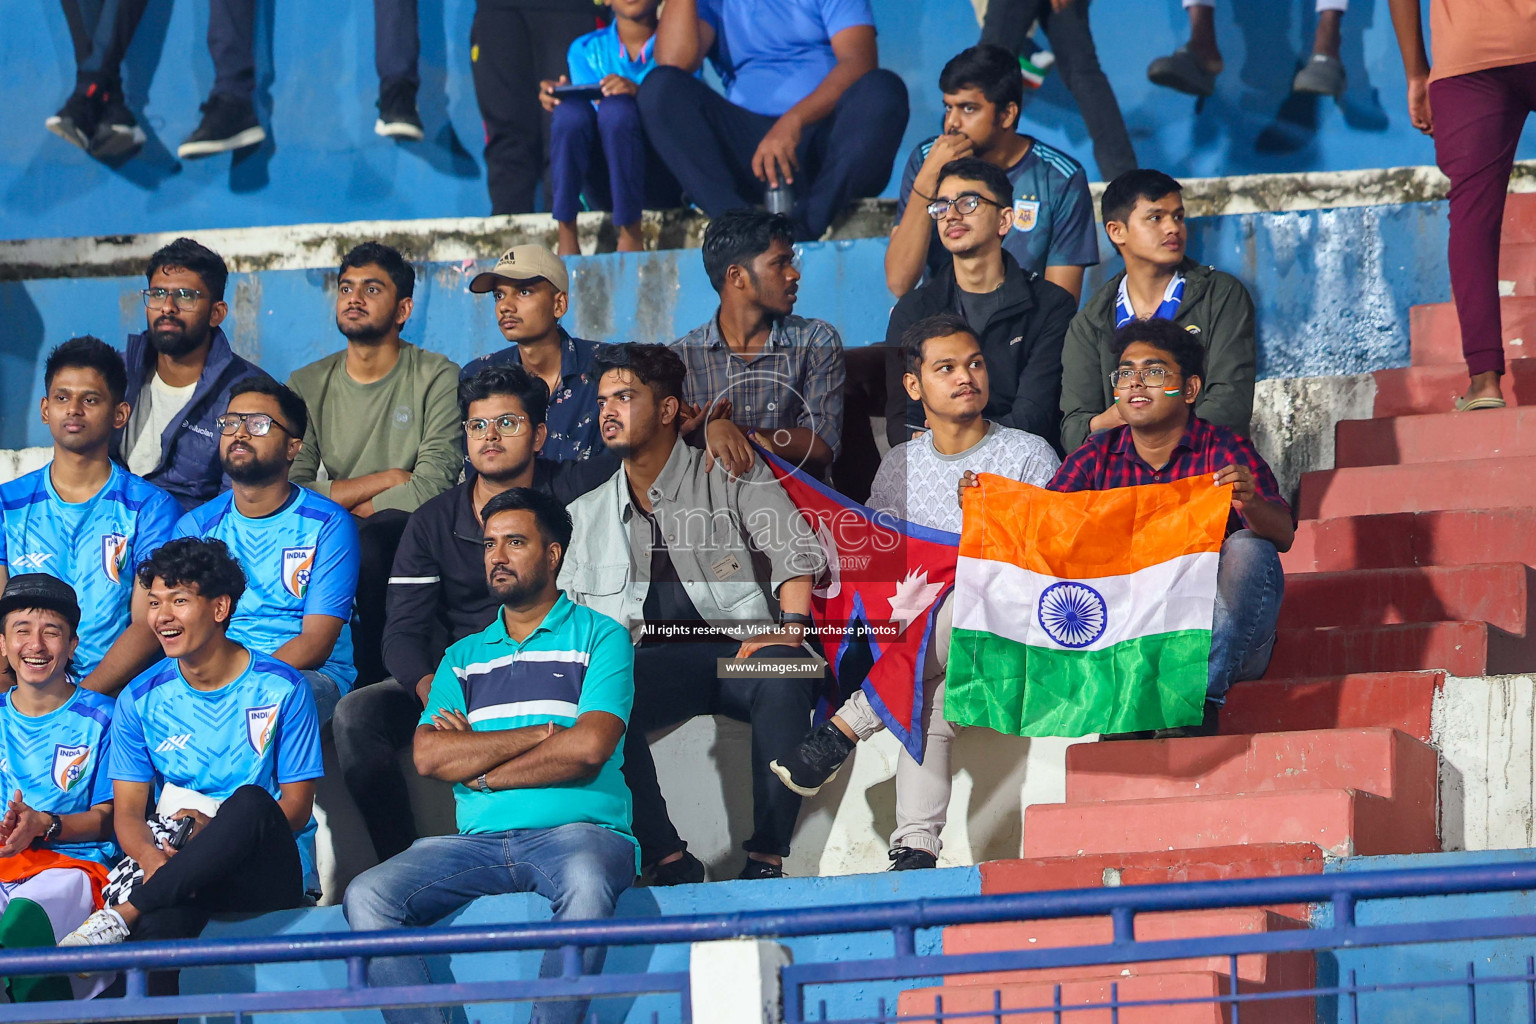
[345, 488, 636, 1024]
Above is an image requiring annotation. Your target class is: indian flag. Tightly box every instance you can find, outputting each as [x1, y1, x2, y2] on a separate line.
[944, 474, 1231, 737]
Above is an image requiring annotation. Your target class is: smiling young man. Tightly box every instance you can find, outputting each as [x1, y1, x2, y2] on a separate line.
[173, 379, 360, 724]
[0, 574, 117, 1002]
[116, 238, 273, 512]
[885, 45, 1098, 300]
[345, 488, 636, 1024]
[1049, 318, 1290, 737]
[1059, 169, 1256, 454]
[463, 246, 601, 464]
[774, 314, 1059, 869]
[670, 209, 845, 479]
[0, 338, 179, 697]
[561, 343, 825, 884]
[884, 158, 1077, 454]
[287, 242, 461, 686]
[61, 538, 323, 999]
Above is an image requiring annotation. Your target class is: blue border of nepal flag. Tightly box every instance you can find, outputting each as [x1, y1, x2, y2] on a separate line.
[761, 450, 957, 763]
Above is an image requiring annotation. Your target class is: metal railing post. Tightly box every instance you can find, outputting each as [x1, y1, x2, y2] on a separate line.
[689, 938, 792, 1024]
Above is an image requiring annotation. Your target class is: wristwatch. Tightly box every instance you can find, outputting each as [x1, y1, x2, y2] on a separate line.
[41, 813, 62, 844]
[474, 774, 491, 793]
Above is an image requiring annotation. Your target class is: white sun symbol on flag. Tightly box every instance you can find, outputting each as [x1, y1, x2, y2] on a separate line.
[888, 568, 946, 635]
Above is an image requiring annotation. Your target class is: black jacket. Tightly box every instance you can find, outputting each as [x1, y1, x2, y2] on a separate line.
[381, 451, 619, 693]
[883, 252, 1076, 453]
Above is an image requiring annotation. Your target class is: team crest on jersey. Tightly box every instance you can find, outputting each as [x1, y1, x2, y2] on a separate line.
[282, 547, 316, 599]
[101, 533, 129, 583]
[52, 744, 91, 793]
[1013, 199, 1040, 232]
[246, 704, 280, 754]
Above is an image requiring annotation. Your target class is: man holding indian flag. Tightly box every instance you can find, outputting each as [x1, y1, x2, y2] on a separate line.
[948, 316, 1291, 740]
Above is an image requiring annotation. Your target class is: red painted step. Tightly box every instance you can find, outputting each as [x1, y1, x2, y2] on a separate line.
[1296, 457, 1536, 519]
[1277, 563, 1532, 632]
[1371, 358, 1536, 417]
[899, 970, 1310, 1024]
[1023, 787, 1437, 859]
[942, 908, 1311, 991]
[1266, 620, 1534, 677]
[1498, 192, 1536, 244]
[1334, 406, 1536, 467]
[979, 844, 1325, 896]
[1284, 510, 1536, 574]
[1218, 673, 1442, 741]
[1498, 242, 1536, 296]
[1409, 298, 1536, 367]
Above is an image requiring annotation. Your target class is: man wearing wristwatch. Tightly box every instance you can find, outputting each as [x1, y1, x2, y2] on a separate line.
[344, 488, 637, 1024]
[0, 573, 118, 1001]
[560, 343, 827, 885]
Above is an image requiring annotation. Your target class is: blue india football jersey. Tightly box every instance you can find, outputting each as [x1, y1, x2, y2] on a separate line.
[110, 650, 325, 887]
[0, 684, 117, 867]
[0, 462, 179, 677]
[174, 485, 360, 691]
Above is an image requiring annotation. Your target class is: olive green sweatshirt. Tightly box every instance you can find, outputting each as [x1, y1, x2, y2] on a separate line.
[287, 342, 463, 514]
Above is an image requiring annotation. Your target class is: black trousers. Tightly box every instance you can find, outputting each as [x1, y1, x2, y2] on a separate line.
[58, 0, 150, 86]
[354, 509, 411, 689]
[126, 786, 306, 1000]
[637, 65, 910, 240]
[980, 0, 1137, 180]
[470, 4, 598, 214]
[206, 0, 419, 102]
[332, 678, 423, 862]
[622, 642, 817, 866]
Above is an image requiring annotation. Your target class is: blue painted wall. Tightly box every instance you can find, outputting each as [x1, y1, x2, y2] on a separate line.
[184, 867, 980, 1024]
[0, 199, 1450, 449]
[2, 0, 1527, 240]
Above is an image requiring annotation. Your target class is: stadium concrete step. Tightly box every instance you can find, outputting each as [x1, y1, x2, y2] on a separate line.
[1334, 406, 1536, 467]
[1409, 297, 1536, 367]
[1266, 619, 1534, 677]
[1499, 242, 1536, 296]
[1283, 509, 1536, 574]
[1296, 456, 1536, 519]
[1022, 786, 1437, 859]
[938, 908, 1312, 992]
[1497, 192, 1536, 245]
[1060, 729, 1438, 810]
[898, 970, 1311, 1024]
[1371, 358, 1536, 417]
[978, 843, 1325, 896]
[1277, 563, 1532, 632]
[1217, 672, 1442, 741]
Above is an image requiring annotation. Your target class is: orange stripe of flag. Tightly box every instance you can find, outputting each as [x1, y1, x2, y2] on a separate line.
[959, 474, 1231, 580]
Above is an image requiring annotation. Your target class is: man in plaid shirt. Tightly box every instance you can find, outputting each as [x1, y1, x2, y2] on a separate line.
[966, 318, 1291, 737]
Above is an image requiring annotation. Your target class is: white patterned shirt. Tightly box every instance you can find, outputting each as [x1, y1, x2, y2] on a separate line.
[869, 422, 1060, 534]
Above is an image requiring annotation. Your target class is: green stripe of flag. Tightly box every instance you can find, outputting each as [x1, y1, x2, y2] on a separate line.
[944, 628, 1211, 737]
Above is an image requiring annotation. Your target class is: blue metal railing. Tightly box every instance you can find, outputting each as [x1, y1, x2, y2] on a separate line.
[0, 859, 1532, 1022]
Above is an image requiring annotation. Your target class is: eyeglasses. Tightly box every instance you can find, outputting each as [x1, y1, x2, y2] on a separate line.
[926, 192, 1000, 220]
[141, 288, 206, 308]
[464, 413, 529, 439]
[1109, 367, 1178, 390]
[216, 413, 295, 437]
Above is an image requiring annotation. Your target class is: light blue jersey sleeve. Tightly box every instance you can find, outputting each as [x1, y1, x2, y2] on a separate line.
[306, 510, 360, 621]
[171, 508, 199, 540]
[1047, 167, 1101, 268]
[274, 675, 324, 784]
[419, 655, 466, 726]
[108, 689, 154, 784]
[567, 31, 603, 86]
[89, 716, 116, 805]
[817, 0, 875, 38]
[0, 509, 8, 566]
[132, 488, 181, 569]
[576, 618, 635, 724]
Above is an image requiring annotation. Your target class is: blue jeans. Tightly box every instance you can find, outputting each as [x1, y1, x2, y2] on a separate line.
[549, 94, 648, 226]
[1208, 530, 1285, 705]
[299, 669, 342, 726]
[342, 823, 637, 1024]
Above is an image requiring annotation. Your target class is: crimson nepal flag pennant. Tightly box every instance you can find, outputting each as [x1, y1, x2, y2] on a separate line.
[761, 450, 958, 762]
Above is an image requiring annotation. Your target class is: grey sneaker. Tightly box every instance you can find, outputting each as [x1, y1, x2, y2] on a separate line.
[60, 907, 129, 947]
[1293, 54, 1346, 97]
[1147, 47, 1218, 98]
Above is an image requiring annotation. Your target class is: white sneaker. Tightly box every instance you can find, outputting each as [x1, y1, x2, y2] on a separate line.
[60, 908, 129, 947]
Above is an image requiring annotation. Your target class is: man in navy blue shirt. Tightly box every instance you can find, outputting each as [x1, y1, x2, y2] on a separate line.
[638, 0, 910, 241]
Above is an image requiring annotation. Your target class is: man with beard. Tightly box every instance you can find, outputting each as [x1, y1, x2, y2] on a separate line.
[883, 158, 1076, 454]
[174, 379, 360, 728]
[344, 488, 637, 1024]
[0, 338, 179, 697]
[562, 343, 825, 884]
[287, 242, 461, 686]
[670, 209, 845, 480]
[116, 238, 273, 512]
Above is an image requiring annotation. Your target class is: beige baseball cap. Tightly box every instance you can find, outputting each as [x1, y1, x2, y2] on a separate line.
[469, 245, 569, 295]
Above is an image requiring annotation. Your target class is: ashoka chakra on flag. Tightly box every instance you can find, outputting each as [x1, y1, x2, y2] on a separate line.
[943, 474, 1231, 737]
